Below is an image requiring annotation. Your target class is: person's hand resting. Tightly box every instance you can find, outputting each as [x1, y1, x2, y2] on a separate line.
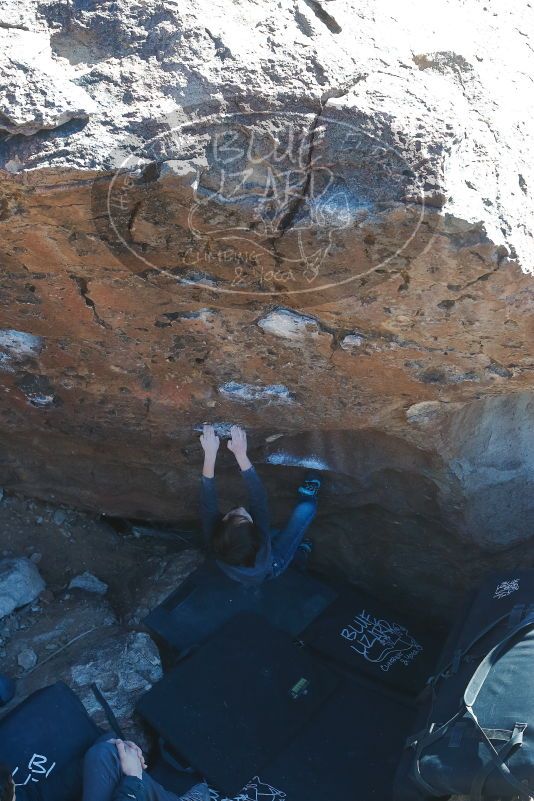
[115, 740, 146, 779]
[200, 424, 220, 478]
[227, 425, 252, 472]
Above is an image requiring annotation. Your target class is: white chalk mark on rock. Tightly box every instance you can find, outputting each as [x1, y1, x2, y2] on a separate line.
[0, 329, 43, 372]
[266, 451, 331, 470]
[257, 308, 328, 342]
[340, 333, 365, 350]
[219, 382, 294, 403]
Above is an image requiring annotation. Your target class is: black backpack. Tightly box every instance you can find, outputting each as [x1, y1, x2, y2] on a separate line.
[395, 569, 534, 801]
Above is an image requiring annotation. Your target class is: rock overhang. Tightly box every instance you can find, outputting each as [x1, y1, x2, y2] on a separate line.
[0, 0, 534, 616]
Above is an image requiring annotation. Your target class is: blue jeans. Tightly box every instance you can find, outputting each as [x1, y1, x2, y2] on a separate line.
[82, 739, 209, 801]
[271, 498, 317, 578]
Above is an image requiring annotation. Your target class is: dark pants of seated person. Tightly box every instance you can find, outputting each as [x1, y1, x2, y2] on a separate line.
[0, 672, 15, 706]
[271, 497, 317, 577]
[82, 739, 209, 801]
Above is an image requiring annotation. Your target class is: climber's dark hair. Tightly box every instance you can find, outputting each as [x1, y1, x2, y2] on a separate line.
[0, 764, 14, 801]
[211, 515, 262, 567]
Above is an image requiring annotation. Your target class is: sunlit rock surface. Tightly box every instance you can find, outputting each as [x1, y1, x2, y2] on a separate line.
[1, 0, 534, 617]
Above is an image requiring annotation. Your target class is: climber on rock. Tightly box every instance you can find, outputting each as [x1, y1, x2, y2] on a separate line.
[200, 424, 320, 585]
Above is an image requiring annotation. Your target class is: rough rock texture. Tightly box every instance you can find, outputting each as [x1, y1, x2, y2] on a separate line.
[1, 0, 534, 619]
[13, 625, 164, 747]
[0, 558, 45, 619]
[0, 492, 203, 749]
[0, 28, 96, 136]
[1, 594, 117, 680]
[68, 631, 163, 738]
[127, 548, 203, 625]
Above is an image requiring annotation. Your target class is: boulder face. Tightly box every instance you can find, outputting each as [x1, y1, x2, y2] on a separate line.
[1, 0, 534, 619]
[0, 558, 46, 620]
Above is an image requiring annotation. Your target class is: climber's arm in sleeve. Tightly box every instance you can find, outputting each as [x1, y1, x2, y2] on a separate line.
[227, 425, 270, 535]
[199, 424, 221, 546]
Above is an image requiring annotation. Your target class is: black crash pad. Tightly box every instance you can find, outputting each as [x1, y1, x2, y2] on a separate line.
[0, 683, 100, 801]
[149, 678, 416, 801]
[261, 679, 416, 801]
[137, 612, 340, 797]
[144, 561, 337, 654]
[302, 587, 443, 697]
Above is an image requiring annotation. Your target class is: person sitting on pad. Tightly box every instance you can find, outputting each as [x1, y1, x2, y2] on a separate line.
[200, 424, 320, 585]
[1, 738, 208, 801]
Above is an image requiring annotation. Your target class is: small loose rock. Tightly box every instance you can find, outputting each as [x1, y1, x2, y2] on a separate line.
[69, 572, 108, 596]
[0, 557, 46, 620]
[17, 647, 38, 671]
[53, 509, 67, 526]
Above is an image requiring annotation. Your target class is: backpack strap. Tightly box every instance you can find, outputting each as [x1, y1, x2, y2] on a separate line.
[406, 715, 463, 797]
[470, 722, 528, 801]
[158, 738, 196, 774]
[461, 614, 534, 801]
[507, 604, 525, 628]
[90, 683, 125, 739]
[463, 614, 534, 708]
[428, 611, 512, 688]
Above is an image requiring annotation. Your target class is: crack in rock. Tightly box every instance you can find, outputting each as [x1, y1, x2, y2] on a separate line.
[275, 74, 367, 243]
[204, 28, 232, 61]
[70, 275, 111, 330]
[0, 21, 30, 31]
[302, 0, 343, 34]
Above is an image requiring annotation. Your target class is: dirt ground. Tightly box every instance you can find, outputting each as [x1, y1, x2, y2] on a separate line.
[0, 487, 203, 725]
[0, 489, 197, 625]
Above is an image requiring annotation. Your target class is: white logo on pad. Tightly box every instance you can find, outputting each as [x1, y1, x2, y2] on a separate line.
[12, 754, 56, 787]
[494, 579, 520, 599]
[210, 776, 286, 801]
[340, 610, 422, 672]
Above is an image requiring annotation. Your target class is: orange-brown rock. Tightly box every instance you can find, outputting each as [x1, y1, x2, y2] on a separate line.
[1, 0, 534, 617]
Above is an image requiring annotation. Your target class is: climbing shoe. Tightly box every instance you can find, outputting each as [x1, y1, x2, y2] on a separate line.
[298, 472, 321, 498]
